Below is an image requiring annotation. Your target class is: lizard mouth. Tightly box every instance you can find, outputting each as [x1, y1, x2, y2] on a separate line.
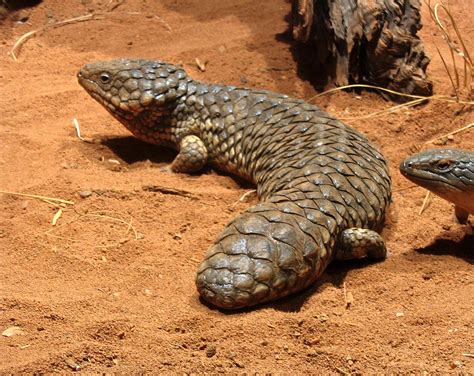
[78, 75, 134, 121]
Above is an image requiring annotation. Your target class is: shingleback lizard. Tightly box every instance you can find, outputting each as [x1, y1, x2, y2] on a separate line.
[78, 59, 392, 309]
[400, 148, 474, 224]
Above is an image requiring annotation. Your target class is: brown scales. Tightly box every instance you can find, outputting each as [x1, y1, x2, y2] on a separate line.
[78, 59, 392, 309]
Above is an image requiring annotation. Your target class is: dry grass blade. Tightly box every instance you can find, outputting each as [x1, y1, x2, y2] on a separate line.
[307, 84, 473, 105]
[107, 0, 125, 12]
[434, 3, 472, 64]
[308, 84, 427, 101]
[341, 98, 428, 121]
[10, 30, 37, 61]
[427, 1, 473, 97]
[86, 213, 139, 239]
[434, 3, 460, 88]
[153, 15, 172, 32]
[393, 185, 419, 193]
[44, 211, 140, 246]
[52, 209, 63, 226]
[423, 123, 473, 145]
[10, 13, 103, 60]
[238, 189, 257, 203]
[0, 190, 75, 205]
[195, 58, 206, 72]
[73, 118, 96, 143]
[419, 191, 432, 215]
[43, 198, 66, 208]
[435, 44, 459, 99]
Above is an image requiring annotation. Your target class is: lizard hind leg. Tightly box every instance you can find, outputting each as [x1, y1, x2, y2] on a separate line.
[335, 228, 387, 261]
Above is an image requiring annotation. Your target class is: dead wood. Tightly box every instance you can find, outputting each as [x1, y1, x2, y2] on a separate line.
[291, 0, 433, 100]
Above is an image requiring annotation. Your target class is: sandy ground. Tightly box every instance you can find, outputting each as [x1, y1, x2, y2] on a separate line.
[0, 0, 473, 373]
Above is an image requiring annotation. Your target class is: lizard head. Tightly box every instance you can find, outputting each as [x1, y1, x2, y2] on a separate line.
[77, 59, 190, 122]
[400, 148, 474, 207]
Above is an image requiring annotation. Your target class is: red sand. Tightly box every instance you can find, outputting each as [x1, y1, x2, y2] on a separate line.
[1, 0, 472, 373]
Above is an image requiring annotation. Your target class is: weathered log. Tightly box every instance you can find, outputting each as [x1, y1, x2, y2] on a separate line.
[291, 0, 433, 99]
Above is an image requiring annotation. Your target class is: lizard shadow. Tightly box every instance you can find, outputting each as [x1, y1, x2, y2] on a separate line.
[200, 257, 382, 314]
[99, 135, 255, 189]
[415, 232, 474, 264]
[100, 136, 176, 165]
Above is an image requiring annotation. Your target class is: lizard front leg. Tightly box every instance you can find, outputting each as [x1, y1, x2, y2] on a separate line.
[171, 135, 208, 173]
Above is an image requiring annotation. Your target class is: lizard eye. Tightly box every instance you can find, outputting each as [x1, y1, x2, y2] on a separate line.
[435, 159, 453, 171]
[99, 72, 112, 84]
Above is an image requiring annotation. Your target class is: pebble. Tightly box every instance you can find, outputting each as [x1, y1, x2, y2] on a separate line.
[206, 345, 216, 358]
[65, 357, 80, 371]
[79, 190, 92, 198]
[318, 313, 329, 322]
[422, 271, 434, 280]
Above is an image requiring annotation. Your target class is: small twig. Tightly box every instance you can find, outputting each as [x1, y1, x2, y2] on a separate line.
[0, 190, 74, 205]
[142, 185, 195, 199]
[195, 58, 206, 72]
[11, 13, 103, 60]
[51, 209, 63, 226]
[10, 30, 36, 61]
[107, 0, 125, 12]
[230, 189, 257, 208]
[72, 118, 96, 143]
[44, 213, 82, 234]
[419, 191, 432, 215]
[153, 15, 172, 32]
[335, 367, 350, 376]
[462, 353, 474, 358]
[238, 189, 257, 202]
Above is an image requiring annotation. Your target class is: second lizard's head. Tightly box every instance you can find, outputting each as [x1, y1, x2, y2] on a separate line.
[78, 59, 190, 122]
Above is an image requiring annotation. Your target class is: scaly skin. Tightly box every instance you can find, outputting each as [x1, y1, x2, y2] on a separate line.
[400, 148, 474, 223]
[78, 59, 392, 309]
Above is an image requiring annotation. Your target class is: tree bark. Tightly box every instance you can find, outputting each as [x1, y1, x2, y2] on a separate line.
[291, 0, 433, 99]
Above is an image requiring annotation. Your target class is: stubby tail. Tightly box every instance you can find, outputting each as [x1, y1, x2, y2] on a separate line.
[196, 194, 336, 309]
